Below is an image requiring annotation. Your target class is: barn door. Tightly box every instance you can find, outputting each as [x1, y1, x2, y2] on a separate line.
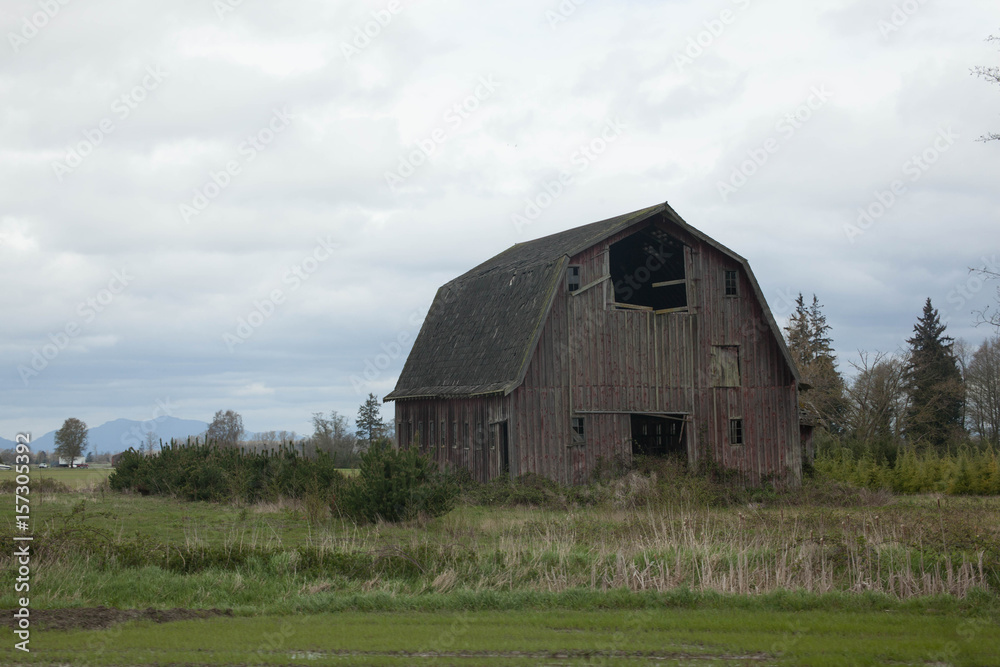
[499, 422, 509, 478]
[487, 421, 509, 481]
[472, 425, 484, 483]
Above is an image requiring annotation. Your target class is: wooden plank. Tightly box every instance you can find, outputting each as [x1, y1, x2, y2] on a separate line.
[570, 275, 610, 296]
[651, 279, 686, 288]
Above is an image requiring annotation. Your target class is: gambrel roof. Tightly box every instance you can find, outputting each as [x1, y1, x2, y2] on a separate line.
[385, 202, 799, 401]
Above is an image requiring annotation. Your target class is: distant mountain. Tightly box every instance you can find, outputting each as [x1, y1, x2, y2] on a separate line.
[1, 418, 313, 455]
[6, 417, 209, 455]
[88, 417, 210, 453]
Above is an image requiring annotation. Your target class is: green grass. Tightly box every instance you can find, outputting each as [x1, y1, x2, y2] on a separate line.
[5, 605, 999, 666]
[0, 467, 113, 490]
[2, 470, 999, 665]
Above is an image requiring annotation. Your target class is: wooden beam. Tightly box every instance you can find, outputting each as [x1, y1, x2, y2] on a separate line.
[613, 302, 653, 311]
[570, 274, 610, 297]
[654, 306, 689, 314]
[651, 279, 686, 288]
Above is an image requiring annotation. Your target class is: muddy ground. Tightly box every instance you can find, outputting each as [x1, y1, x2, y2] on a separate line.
[1, 606, 233, 631]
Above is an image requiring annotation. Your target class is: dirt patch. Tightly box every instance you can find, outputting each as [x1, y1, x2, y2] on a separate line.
[0, 606, 233, 631]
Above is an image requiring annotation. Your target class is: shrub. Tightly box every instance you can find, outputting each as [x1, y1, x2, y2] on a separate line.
[338, 440, 457, 523]
[108, 439, 345, 505]
[814, 440, 1000, 496]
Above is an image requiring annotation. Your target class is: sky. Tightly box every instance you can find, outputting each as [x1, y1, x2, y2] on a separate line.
[2, 0, 999, 441]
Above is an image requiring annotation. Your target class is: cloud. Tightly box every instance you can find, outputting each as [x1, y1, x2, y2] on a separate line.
[2, 0, 999, 437]
[234, 382, 275, 397]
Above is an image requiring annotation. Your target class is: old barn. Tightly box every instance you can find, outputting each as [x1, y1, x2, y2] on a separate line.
[385, 202, 807, 485]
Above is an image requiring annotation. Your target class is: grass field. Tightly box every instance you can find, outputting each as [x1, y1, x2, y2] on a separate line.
[1, 468, 998, 665]
[0, 466, 114, 490]
[3, 604, 998, 666]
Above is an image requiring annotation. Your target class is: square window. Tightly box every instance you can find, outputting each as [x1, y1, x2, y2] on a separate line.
[724, 270, 738, 297]
[571, 416, 585, 444]
[568, 266, 581, 292]
[729, 418, 743, 445]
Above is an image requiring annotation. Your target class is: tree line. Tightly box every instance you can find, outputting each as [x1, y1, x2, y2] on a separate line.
[12, 393, 391, 469]
[787, 267, 1000, 459]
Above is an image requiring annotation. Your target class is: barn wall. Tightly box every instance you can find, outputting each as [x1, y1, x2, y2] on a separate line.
[393, 395, 510, 481]
[688, 240, 801, 484]
[511, 215, 801, 485]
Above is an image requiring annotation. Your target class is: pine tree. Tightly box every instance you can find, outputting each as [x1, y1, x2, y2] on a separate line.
[784, 294, 847, 431]
[905, 298, 965, 451]
[356, 393, 389, 450]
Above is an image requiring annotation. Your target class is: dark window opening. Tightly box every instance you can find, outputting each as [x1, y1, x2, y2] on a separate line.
[571, 416, 585, 444]
[631, 414, 686, 457]
[724, 270, 738, 296]
[567, 266, 581, 292]
[729, 418, 744, 445]
[610, 227, 687, 310]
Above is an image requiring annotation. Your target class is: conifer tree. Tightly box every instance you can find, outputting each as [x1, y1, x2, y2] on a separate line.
[356, 393, 389, 450]
[905, 298, 965, 450]
[784, 294, 847, 431]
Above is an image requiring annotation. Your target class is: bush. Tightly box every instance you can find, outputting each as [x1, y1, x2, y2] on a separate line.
[108, 439, 345, 504]
[815, 439, 1000, 496]
[338, 440, 457, 523]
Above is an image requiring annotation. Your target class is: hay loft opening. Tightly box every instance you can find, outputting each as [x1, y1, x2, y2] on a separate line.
[610, 228, 687, 311]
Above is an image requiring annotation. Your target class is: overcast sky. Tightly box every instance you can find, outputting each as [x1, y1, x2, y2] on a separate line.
[2, 0, 998, 441]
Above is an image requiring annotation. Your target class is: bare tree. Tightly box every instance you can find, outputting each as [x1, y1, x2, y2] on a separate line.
[845, 351, 908, 448]
[206, 409, 244, 448]
[973, 265, 1000, 333]
[312, 411, 359, 465]
[971, 33, 1000, 142]
[143, 430, 158, 456]
[967, 336, 1000, 446]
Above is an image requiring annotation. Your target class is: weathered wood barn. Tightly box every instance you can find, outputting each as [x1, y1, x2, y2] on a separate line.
[385, 202, 806, 485]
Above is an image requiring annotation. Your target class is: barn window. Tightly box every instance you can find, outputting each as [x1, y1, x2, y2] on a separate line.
[724, 270, 738, 296]
[711, 346, 741, 387]
[610, 228, 687, 311]
[571, 416, 586, 444]
[729, 418, 744, 445]
[567, 266, 581, 292]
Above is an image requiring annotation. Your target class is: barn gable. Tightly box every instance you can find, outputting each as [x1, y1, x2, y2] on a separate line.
[386, 202, 797, 401]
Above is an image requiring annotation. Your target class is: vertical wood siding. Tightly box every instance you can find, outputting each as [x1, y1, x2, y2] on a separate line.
[394, 395, 509, 482]
[395, 213, 801, 485]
